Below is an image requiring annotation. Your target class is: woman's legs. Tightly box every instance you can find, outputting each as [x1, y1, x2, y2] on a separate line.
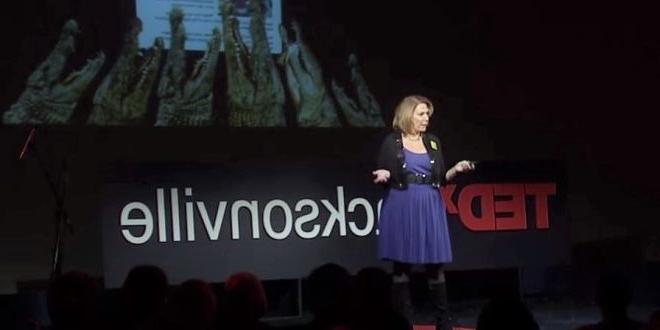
[391, 262, 450, 327]
[391, 262, 413, 321]
[425, 263, 445, 285]
[426, 263, 450, 330]
[393, 262, 412, 282]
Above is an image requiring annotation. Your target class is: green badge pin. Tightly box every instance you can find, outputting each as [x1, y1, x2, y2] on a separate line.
[430, 140, 438, 150]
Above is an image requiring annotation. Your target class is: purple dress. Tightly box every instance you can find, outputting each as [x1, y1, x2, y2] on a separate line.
[378, 149, 453, 264]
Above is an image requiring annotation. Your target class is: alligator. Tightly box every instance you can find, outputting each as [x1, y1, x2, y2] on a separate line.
[3, 20, 105, 125]
[87, 19, 163, 125]
[155, 8, 221, 126]
[279, 21, 340, 127]
[331, 53, 385, 127]
[221, 0, 286, 126]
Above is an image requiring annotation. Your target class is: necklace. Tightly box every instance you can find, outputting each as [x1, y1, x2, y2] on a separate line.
[404, 134, 421, 141]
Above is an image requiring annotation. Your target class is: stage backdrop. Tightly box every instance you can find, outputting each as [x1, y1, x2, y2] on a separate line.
[100, 159, 568, 293]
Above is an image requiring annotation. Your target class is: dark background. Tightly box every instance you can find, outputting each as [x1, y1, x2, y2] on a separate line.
[0, 0, 659, 305]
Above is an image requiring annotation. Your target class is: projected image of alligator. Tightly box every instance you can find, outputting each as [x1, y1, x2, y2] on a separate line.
[3, 20, 105, 125]
[155, 8, 221, 126]
[87, 19, 163, 125]
[232, 0, 273, 17]
[331, 54, 386, 127]
[279, 21, 340, 127]
[2, 0, 390, 128]
[221, 0, 286, 127]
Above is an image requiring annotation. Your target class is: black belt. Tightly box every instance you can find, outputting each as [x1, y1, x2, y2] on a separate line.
[405, 173, 433, 184]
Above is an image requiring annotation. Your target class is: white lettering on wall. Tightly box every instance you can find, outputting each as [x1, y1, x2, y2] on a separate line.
[119, 187, 382, 244]
[120, 202, 154, 244]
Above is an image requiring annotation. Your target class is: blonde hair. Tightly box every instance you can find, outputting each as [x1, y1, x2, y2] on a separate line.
[392, 95, 434, 134]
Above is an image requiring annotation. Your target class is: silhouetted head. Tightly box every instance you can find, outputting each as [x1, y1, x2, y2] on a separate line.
[306, 263, 352, 323]
[162, 279, 217, 330]
[477, 296, 539, 330]
[120, 265, 169, 321]
[47, 271, 99, 330]
[595, 271, 633, 319]
[353, 267, 392, 311]
[648, 309, 660, 330]
[222, 272, 267, 324]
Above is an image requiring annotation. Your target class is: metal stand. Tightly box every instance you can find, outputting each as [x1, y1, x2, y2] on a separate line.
[19, 127, 73, 280]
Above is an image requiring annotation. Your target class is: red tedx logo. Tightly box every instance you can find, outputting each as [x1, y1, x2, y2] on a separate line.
[440, 183, 556, 231]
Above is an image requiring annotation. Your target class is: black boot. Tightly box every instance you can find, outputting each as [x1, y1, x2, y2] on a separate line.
[391, 276, 414, 323]
[428, 281, 451, 330]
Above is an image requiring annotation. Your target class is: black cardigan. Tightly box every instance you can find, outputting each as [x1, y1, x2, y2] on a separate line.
[376, 132, 448, 189]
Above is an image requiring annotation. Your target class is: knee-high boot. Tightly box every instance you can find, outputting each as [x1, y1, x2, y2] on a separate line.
[428, 274, 451, 330]
[391, 274, 414, 323]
